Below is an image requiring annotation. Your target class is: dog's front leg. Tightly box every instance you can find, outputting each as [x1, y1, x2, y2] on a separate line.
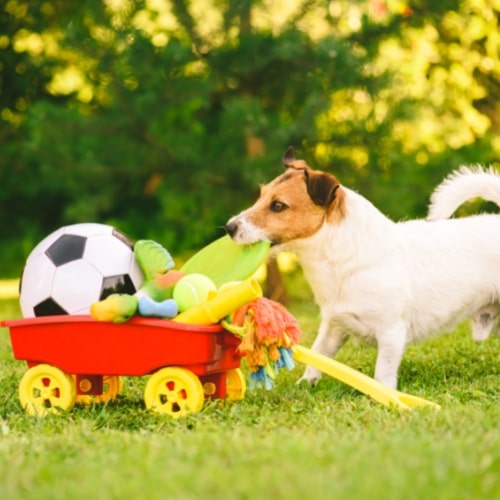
[298, 317, 347, 386]
[373, 324, 407, 390]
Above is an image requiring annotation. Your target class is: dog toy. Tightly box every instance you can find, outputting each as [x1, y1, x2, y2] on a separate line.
[133, 240, 180, 301]
[92, 234, 271, 323]
[222, 296, 302, 389]
[291, 346, 441, 410]
[92, 240, 180, 322]
[137, 269, 185, 301]
[173, 273, 217, 313]
[137, 296, 178, 318]
[180, 235, 270, 287]
[173, 278, 262, 325]
[135, 239, 175, 278]
[91, 294, 138, 323]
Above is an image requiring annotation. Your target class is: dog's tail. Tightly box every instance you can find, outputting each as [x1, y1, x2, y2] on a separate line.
[427, 166, 500, 220]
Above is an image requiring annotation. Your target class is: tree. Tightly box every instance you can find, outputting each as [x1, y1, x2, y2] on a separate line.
[1, 0, 499, 277]
[1, 0, 372, 273]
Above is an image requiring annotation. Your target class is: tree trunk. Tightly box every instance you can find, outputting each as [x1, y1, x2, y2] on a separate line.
[265, 258, 288, 305]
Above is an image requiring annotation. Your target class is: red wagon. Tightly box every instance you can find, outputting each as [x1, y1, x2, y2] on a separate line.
[1, 315, 245, 417]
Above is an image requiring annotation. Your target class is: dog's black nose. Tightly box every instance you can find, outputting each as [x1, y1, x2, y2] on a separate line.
[225, 221, 238, 238]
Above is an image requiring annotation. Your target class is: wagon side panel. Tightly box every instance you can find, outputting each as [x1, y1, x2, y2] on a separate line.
[6, 316, 233, 376]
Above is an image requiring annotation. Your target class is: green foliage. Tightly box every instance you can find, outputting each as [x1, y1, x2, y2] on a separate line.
[1, 1, 500, 276]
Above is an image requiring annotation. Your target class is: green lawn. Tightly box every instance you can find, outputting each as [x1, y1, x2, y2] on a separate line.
[0, 274, 498, 500]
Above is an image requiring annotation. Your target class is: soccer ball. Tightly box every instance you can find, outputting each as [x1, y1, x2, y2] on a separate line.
[19, 223, 144, 318]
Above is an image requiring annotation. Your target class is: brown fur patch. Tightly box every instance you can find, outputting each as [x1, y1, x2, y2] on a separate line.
[244, 166, 345, 244]
[327, 185, 346, 223]
[285, 159, 309, 171]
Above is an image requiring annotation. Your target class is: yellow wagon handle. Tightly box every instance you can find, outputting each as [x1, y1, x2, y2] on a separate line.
[292, 345, 440, 410]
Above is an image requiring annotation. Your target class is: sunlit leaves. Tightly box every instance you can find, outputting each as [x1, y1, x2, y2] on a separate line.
[1, 0, 500, 276]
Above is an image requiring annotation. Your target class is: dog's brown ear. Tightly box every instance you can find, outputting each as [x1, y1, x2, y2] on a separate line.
[282, 146, 296, 167]
[283, 147, 309, 171]
[304, 170, 340, 207]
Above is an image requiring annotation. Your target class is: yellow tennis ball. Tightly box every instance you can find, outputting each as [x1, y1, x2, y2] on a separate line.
[173, 273, 217, 312]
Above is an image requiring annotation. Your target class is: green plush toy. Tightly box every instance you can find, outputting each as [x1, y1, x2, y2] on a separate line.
[134, 239, 175, 281]
[134, 240, 184, 301]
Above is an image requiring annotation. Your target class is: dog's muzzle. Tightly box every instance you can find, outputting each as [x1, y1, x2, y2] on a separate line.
[225, 215, 274, 245]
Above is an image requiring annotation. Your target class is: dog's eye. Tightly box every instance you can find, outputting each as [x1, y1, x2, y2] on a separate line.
[270, 201, 288, 213]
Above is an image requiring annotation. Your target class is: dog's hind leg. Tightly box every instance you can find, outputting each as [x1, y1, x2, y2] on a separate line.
[373, 324, 407, 390]
[298, 318, 348, 386]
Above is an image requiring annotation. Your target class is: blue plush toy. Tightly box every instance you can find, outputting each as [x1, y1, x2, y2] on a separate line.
[137, 296, 178, 318]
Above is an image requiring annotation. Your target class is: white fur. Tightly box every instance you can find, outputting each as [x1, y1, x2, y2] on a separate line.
[228, 166, 500, 389]
[428, 165, 500, 220]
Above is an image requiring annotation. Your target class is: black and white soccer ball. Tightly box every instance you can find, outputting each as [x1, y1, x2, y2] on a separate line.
[19, 223, 144, 318]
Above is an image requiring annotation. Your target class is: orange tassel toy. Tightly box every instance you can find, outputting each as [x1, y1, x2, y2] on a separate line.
[222, 297, 302, 389]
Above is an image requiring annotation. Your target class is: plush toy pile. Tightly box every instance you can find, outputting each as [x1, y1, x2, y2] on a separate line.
[90, 239, 302, 388]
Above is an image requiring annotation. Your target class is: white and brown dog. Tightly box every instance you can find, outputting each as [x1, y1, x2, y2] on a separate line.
[226, 147, 500, 389]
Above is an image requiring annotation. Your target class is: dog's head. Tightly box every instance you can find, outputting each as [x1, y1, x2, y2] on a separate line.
[226, 147, 345, 245]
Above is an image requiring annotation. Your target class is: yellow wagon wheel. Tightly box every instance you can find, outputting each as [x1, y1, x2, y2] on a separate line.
[75, 375, 124, 405]
[144, 367, 205, 418]
[225, 368, 246, 401]
[19, 364, 76, 416]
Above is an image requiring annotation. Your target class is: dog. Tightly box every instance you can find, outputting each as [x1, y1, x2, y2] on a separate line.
[225, 147, 500, 389]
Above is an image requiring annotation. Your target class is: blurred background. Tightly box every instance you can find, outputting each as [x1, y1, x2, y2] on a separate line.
[1, 0, 499, 278]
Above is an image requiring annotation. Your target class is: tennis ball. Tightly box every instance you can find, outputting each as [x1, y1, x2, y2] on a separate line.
[173, 273, 217, 312]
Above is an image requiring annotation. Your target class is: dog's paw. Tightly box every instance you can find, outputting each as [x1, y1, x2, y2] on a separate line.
[297, 367, 322, 387]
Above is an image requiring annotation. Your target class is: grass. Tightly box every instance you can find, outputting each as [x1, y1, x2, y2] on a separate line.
[0, 273, 498, 500]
